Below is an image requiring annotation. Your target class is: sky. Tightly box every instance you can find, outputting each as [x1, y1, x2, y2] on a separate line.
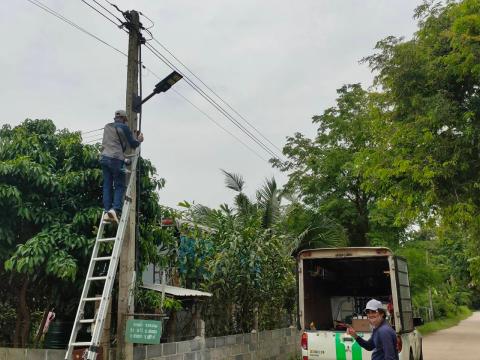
[0, 0, 421, 209]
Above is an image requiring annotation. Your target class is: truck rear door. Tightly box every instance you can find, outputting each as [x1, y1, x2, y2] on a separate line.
[390, 256, 414, 333]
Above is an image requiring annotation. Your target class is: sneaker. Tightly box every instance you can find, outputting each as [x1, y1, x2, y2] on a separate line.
[107, 209, 119, 223]
[103, 212, 111, 222]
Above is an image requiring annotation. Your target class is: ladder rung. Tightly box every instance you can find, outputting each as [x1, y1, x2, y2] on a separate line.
[79, 318, 95, 324]
[93, 256, 112, 261]
[72, 342, 92, 346]
[88, 276, 107, 281]
[83, 296, 102, 302]
[98, 237, 116, 242]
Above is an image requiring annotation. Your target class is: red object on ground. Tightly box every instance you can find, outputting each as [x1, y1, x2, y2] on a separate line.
[161, 218, 174, 225]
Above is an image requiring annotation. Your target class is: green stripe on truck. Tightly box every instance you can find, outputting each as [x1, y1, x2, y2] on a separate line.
[335, 333, 347, 360]
[335, 332, 363, 360]
[352, 339, 362, 360]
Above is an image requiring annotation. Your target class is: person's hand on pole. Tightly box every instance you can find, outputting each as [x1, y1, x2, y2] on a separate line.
[137, 132, 144, 142]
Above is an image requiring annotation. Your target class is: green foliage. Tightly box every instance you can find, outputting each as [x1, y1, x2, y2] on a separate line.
[0, 300, 16, 345]
[169, 171, 308, 335]
[273, 84, 399, 246]
[135, 288, 182, 313]
[275, 0, 480, 326]
[0, 119, 165, 346]
[360, 0, 480, 221]
[356, 0, 480, 294]
[417, 306, 472, 336]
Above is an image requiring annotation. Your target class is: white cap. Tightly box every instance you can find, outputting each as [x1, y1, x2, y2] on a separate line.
[115, 109, 127, 118]
[365, 299, 384, 312]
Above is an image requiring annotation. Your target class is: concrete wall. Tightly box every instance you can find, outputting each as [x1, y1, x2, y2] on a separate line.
[0, 327, 300, 360]
[132, 327, 300, 360]
[0, 347, 65, 360]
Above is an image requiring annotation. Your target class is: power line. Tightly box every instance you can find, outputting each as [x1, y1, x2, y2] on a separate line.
[79, 0, 126, 31]
[171, 89, 268, 162]
[139, 11, 154, 30]
[101, 0, 125, 17]
[81, 127, 104, 134]
[26, 0, 279, 163]
[144, 42, 283, 161]
[144, 42, 279, 160]
[136, 12, 281, 155]
[83, 137, 103, 144]
[26, 0, 128, 57]
[150, 37, 284, 155]
[82, 133, 104, 141]
[137, 64, 268, 162]
[91, 0, 125, 25]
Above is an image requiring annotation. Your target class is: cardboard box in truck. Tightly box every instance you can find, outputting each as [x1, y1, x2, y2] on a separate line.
[352, 319, 370, 332]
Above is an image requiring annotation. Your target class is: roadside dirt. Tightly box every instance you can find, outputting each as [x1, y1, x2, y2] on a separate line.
[422, 311, 480, 360]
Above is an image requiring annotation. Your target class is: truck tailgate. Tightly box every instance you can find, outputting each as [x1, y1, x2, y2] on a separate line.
[305, 331, 372, 360]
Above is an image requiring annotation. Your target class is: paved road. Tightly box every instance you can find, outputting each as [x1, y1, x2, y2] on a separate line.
[422, 311, 480, 360]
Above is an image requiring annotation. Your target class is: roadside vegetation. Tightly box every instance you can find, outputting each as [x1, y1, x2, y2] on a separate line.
[417, 306, 472, 336]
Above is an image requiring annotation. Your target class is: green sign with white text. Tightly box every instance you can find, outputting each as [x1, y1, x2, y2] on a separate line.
[125, 319, 162, 344]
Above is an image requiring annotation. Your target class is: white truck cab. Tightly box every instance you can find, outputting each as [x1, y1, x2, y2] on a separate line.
[297, 247, 423, 360]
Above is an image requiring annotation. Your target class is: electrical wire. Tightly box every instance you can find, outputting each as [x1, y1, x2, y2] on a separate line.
[138, 46, 143, 133]
[81, 127, 104, 134]
[26, 0, 128, 57]
[80, 0, 126, 31]
[83, 137, 103, 144]
[144, 43, 280, 159]
[144, 42, 282, 161]
[135, 39, 143, 277]
[101, 0, 125, 17]
[82, 133, 104, 141]
[146, 44, 284, 158]
[136, 11, 280, 155]
[150, 36, 284, 154]
[171, 89, 268, 162]
[26, 0, 278, 163]
[138, 64, 269, 162]
[139, 11, 154, 30]
[91, 0, 125, 25]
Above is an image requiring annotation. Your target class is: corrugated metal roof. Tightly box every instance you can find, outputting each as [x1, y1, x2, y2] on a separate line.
[141, 283, 212, 298]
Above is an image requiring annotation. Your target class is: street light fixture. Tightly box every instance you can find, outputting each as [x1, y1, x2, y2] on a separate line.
[133, 71, 183, 113]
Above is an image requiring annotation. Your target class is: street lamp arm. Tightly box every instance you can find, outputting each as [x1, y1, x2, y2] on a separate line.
[132, 71, 183, 113]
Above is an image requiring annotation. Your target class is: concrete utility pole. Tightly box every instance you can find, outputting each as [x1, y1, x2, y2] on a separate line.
[117, 10, 141, 360]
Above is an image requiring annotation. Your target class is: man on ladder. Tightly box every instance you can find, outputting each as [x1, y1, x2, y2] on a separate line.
[100, 109, 144, 223]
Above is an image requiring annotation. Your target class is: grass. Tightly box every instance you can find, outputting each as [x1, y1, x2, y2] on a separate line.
[417, 306, 473, 336]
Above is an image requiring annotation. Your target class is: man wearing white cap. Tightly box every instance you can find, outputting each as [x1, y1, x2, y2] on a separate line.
[100, 110, 144, 223]
[346, 299, 398, 360]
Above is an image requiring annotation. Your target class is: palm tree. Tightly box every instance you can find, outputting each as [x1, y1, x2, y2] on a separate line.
[189, 170, 347, 253]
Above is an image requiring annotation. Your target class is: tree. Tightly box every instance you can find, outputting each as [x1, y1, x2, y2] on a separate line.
[359, 0, 480, 285]
[173, 170, 346, 335]
[0, 119, 165, 347]
[273, 84, 400, 246]
[360, 0, 480, 219]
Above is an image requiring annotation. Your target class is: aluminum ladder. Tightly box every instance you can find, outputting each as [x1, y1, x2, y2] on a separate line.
[65, 150, 139, 360]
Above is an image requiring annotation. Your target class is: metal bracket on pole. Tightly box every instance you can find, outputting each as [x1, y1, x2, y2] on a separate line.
[133, 95, 142, 114]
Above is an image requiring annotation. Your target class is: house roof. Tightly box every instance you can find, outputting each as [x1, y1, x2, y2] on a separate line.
[141, 283, 212, 298]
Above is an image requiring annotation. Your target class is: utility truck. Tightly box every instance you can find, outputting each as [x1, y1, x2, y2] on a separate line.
[297, 247, 423, 360]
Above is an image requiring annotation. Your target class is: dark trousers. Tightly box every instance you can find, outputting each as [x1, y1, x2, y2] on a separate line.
[100, 156, 125, 212]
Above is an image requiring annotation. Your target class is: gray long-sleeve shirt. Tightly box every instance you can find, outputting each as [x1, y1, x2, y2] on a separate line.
[355, 320, 399, 360]
[101, 119, 140, 160]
